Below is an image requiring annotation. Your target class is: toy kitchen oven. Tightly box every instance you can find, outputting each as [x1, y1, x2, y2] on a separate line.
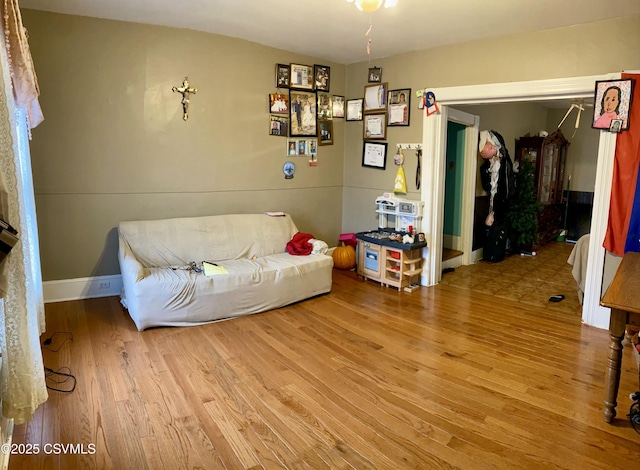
[374, 193, 423, 233]
[355, 194, 426, 292]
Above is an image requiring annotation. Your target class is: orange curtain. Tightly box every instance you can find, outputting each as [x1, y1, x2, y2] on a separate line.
[1, 0, 43, 130]
[603, 73, 640, 256]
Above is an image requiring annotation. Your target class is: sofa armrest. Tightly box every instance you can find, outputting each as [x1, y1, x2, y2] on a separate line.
[118, 236, 148, 283]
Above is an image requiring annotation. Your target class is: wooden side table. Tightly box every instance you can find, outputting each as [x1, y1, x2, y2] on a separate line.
[600, 251, 640, 423]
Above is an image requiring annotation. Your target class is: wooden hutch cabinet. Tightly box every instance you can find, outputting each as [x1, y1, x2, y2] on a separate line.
[514, 129, 570, 246]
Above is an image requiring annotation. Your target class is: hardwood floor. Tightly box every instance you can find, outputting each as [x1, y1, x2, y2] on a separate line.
[9, 269, 640, 469]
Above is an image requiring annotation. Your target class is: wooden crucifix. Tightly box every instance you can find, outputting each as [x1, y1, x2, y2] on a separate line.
[172, 76, 197, 121]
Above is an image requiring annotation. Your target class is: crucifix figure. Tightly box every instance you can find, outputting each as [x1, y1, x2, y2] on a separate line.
[172, 76, 197, 121]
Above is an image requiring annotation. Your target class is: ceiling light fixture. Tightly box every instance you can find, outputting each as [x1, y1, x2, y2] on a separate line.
[346, 0, 398, 13]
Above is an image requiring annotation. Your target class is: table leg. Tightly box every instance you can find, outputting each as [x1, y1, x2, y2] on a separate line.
[604, 309, 627, 423]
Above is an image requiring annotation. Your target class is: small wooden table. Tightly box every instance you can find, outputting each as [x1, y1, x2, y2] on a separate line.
[600, 251, 640, 423]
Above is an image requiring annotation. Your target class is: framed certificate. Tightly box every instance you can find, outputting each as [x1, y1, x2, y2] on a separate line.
[362, 141, 387, 170]
[363, 114, 387, 140]
[346, 98, 363, 121]
[388, 88, 411, 126]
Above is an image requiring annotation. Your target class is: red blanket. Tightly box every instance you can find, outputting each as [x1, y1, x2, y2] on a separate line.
[286, 232, 314, 256]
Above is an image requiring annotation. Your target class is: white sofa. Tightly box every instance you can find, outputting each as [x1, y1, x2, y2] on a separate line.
[118, 213, 333, 330]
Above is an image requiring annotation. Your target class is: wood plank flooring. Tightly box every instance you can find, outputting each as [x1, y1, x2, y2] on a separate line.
[9, 269, 640, 469]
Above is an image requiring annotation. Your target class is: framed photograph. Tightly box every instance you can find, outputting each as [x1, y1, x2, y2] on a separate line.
[289, 63, 314, 90]
[314, 64, 330, 92]
[308, 139, 318, 155]
[270, 115, 288, 137]
[362, 141, 387, 170]
[332, 95, 345, 118]
[318, 120, 333, 146]
[287, 139, 298, 156]
[346, 98, 363, 121]
[592, 79, 633, 131]
[317, 93, 332, 120]
[269, 93, 289, 114]
[364, 82, 388, 114]
[298, 140, 307, 155]
[388, 88, 411, 126]
[368, 67, 382, 83]
[289, 90, 317, 137]
[610, 119, 623, 133]
[363, 113, 387, 140]
[275, 63, 290, 88]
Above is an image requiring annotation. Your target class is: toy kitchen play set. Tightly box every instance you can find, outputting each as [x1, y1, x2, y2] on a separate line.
[355, 193, 426, 292]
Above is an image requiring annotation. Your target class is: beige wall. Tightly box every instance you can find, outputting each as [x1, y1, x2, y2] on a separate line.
[456, 102, 549, 196]
[23, 10, 640, 281]
[342, 15, 640, 235]
[545, 108, 600, 193]
[23, 10, 346, 280]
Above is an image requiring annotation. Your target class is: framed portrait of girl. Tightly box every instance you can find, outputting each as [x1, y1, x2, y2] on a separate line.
[592, 79, 633, 131]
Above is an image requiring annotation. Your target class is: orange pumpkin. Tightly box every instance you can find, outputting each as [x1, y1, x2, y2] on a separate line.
[333, 244, 356, 270]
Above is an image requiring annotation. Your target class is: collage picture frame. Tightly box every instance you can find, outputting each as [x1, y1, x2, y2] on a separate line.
[287, 138, 318, 156]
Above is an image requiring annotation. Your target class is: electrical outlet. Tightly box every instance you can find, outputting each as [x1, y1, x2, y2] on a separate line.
[98, 281, 110, 289]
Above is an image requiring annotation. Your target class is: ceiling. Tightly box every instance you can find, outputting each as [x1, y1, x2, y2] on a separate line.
[19, 0, 640, 65]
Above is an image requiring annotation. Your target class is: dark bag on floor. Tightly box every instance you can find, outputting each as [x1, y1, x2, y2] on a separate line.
[484, 225, 506, 263]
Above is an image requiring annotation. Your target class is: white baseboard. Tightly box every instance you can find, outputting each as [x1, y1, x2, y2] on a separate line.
[43, 274, 123, 303]
[471, 248, 483, 264]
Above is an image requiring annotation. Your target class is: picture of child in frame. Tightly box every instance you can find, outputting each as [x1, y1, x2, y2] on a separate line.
[287, 140, 298, 155]
[592, 79, 633, 130]
[594, 86, 622, 128]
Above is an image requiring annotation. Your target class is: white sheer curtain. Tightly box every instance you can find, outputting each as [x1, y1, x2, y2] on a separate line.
[0, 0, 47, 424]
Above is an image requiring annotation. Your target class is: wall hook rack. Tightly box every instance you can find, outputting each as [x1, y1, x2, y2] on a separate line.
[396, 143, 421, 150]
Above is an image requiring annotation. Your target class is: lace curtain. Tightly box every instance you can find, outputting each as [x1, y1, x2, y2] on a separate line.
[0, 0, 47, 424]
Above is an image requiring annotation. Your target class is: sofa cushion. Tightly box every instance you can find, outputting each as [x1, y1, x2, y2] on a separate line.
[126, 253, 333, 329]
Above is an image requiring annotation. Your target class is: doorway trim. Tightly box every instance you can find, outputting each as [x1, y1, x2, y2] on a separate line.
[420, 73, 620, 328]
[446, 108, 479, 267]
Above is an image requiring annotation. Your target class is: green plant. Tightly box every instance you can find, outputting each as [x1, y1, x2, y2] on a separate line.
[507, 157, 542, 249]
